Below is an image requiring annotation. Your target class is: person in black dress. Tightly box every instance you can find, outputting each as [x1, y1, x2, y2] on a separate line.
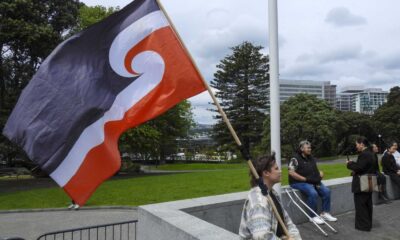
[346, 137, 378, 232]
[381, 142, 400, 188]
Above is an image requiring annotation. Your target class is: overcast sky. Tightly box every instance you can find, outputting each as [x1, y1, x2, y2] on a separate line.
[81, 0, 400, 124]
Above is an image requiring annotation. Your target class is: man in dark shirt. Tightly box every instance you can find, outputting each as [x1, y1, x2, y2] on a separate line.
[288, 140, 337, 225]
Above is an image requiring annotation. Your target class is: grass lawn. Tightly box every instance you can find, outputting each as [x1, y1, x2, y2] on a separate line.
[148, 162, 247, 171]
[0, 175, 34, 180]
[0, 163, 350, 210]
[318, 155, 357, 161]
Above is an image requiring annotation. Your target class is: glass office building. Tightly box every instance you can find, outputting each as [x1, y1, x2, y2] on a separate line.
[278, 79, 337, 108]
[336, 87, 388, 114]
[352, 88, 388, 115]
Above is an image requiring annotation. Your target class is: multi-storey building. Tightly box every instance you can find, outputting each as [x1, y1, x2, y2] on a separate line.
[336, 86, 388, 114]
[278, 79, 337, 108]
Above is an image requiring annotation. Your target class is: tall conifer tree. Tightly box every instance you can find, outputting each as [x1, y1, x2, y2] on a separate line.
[210, 42, 269, 152]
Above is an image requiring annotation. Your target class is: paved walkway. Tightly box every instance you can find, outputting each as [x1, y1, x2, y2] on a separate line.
[0, 207, 137, 240]
[297, 200, 400, 240]
[2, 200, 400, 240]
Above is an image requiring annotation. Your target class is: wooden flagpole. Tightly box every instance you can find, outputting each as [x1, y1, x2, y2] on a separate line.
[156, 0, 290, 237]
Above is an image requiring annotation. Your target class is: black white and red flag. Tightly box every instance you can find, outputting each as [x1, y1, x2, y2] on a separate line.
[3, 0, 206, 205]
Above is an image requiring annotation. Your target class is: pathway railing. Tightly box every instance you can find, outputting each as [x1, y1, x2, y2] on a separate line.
[36, 220, 138, 240]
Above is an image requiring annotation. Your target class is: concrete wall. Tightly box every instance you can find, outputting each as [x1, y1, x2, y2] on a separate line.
[384, 175, 400, 199]
[138, 176, 399, 240]
[138, 192, 243, 240]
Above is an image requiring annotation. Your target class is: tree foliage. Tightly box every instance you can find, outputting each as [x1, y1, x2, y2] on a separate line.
[262, 94, 337, 158]
[0, 0, 80, 164]
[259, 92, 393, 158]
[71, 5, 118, 34]
[119, 101, 195, 161]
[373, 86, 400, 143]
[335, 111, 376, 153]
[210, 42, 269, 153]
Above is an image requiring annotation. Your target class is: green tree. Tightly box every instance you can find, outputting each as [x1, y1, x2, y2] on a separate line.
[71, 5, 118, 34]
[119, 101, 195, 162]
[1, 0, 80, 94]
[373, 86, 400, 143]
[210, 42, 269, 153]
[153, 100, 195, 161]
[0, 0, 80, 164]
[335, 111, 376, 153]
[119, 125, 161, 161]
[262, 94, 337, 158]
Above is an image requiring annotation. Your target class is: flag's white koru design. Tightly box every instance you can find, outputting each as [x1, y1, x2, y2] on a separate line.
[109, 11, 169, 78]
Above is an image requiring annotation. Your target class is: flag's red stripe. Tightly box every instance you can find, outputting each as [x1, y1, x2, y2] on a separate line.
[63, 27, 206, 205]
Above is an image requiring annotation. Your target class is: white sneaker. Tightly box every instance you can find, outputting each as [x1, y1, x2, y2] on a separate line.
[73, 204, 80, 210]
[311, 216, 324, 225]
[320, 212, 337, 222]
[67, 204, 75, 209]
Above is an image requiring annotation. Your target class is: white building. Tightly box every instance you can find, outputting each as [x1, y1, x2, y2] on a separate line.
[336, 86, 364, 112]
[336, 86, 388, 114]
[352, 88, 388, 115]
[278, 79, 337, 108]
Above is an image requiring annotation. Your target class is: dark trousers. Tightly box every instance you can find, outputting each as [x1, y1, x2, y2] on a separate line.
[354, 192, 373, 231]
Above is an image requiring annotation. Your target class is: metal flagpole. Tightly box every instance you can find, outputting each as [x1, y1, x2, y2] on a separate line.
[156, 0, 290, 237]
[268, 0, 282, 194]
